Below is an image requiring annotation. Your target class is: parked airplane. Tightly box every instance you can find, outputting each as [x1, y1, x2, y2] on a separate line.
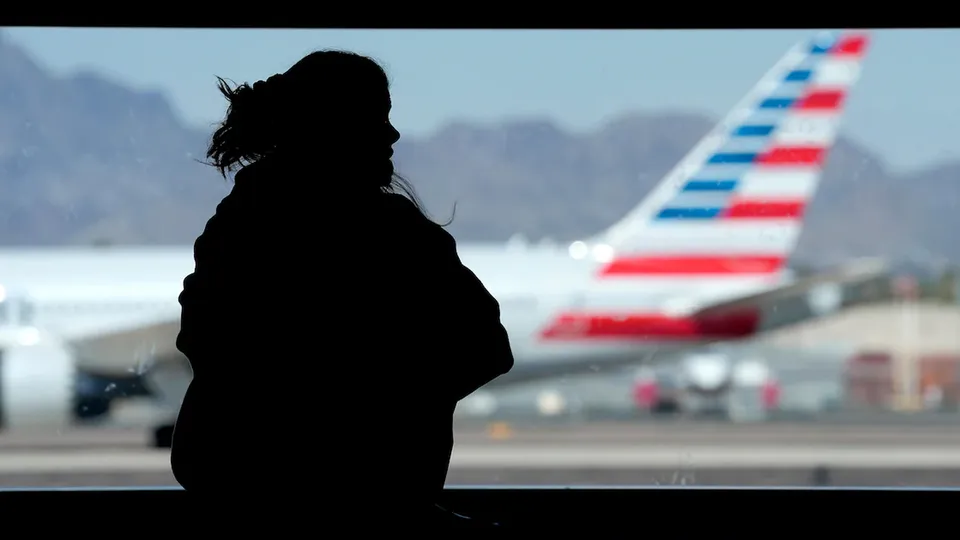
[0, 30, 880, 446]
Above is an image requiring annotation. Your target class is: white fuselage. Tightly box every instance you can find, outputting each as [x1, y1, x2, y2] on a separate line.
[0, 244, 791, 375]
[0, 247, 185, 344]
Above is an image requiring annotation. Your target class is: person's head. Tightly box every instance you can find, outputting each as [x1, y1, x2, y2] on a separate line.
[206, 50, 406, 194]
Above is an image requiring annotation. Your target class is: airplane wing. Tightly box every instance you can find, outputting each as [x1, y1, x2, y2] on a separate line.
[487, 259, 891, 388]
[69, 317, 184, 375]
[67, 317, 188, 411]
[692, 258, 891, 333]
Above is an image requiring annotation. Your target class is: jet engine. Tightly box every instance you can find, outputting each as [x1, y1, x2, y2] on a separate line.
[0, 328, 75, 430]
[681, 352, 733, 395]
[672, 351, 735, 416]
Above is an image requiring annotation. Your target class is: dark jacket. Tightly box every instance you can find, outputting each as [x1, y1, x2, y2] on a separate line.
[171, 159, 513, 508]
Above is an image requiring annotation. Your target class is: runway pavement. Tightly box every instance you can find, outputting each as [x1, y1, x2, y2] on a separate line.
[0, 427, 150, 451]
[2, 423, 960, 488]
[9, 422, 960, 449]
[5, 444, 960, 475]
[451, 420, 960, 446]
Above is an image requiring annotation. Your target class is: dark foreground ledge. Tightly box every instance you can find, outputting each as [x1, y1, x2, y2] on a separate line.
[0, 485, 954, 531]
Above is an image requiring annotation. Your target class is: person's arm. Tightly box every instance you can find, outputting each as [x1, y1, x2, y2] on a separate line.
[376, 193, 514, 400]
[405, 221, 515, 402]
[176, 186, 254, 371]
[441, 263, 515, 401]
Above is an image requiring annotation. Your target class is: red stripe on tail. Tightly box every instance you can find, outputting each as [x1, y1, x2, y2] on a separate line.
[831, 34, 868, 57]
[795, 89, 846, 111]
[723, 199, 807, 219]
[756, 146, 826, 166]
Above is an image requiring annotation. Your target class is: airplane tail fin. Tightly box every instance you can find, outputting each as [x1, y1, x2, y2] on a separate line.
[583, 30, 870, 280]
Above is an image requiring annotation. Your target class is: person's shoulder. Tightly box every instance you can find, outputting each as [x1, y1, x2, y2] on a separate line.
[230, 160, 281, 205]
[379, 194, 455, 245]
[193, 163, 283, 255]
[376, 192, 425, 217]
[201, 172, 258, 234]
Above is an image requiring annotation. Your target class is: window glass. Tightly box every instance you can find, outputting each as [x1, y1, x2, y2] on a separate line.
[1, 27, 958, 489]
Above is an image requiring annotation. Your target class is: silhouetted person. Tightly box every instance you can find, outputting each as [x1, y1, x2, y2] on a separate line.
[170, 51, 514, 527]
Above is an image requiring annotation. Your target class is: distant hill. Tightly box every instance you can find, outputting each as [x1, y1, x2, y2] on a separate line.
[0, 32, 957, 266]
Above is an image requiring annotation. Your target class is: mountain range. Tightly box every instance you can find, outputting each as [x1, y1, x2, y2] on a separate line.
[1, 31, 957, 267]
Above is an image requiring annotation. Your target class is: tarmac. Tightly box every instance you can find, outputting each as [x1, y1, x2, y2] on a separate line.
[2, 423, 960, 488]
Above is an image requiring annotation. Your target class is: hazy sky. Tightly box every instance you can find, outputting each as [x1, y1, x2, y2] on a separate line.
[5, 28, 958, 173]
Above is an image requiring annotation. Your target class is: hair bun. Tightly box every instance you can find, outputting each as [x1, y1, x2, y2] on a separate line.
[252, 73, 285, 98]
